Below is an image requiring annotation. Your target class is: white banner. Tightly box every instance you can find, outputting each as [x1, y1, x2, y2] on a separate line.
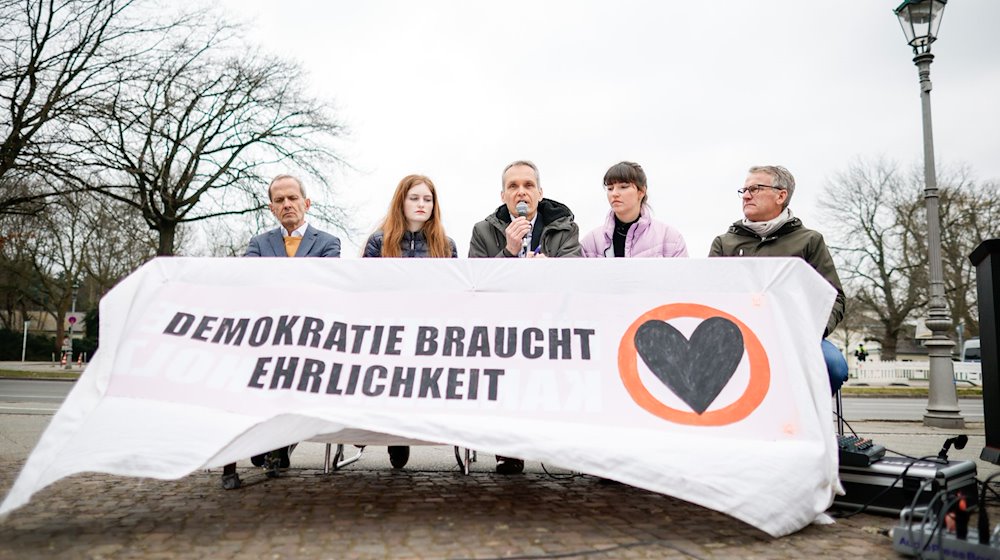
[1, 257, 840, 537]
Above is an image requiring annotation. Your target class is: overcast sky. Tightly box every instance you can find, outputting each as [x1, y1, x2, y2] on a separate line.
[218, 1, 1000, 257]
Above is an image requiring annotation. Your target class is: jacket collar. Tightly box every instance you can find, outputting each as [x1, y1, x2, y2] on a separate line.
[728, 217, 803, 239]
[402, 229, 425, 242]
[602, 207, 650, 243]
[269, 224, 315, 257]
[491, 198, 574, 227]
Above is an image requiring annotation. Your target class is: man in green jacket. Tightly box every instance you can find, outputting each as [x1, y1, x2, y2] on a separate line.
[709, 165, 848, 393]
[469, 160, 582, 259]
[469, 160, 581, 475]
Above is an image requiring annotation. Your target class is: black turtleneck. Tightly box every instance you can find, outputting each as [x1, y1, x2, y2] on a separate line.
[612, 216, 637, 258]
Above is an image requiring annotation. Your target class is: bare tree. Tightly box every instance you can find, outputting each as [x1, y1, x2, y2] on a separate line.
[821, 158, 927, 360]
[824, 158, 1000, 358]
[0, 0, 177, 214]
[830, 293, 879, 359]
[5, 192, 91, 352]
[184, 214, 262, 257]
[0, 210, 40, 329]
[78, 25, 347, 255]
[0, 187, 157, 346]
[3, 3, 349, 256]
[79, 195, 157, 294]
[929, 172, 1000, 339]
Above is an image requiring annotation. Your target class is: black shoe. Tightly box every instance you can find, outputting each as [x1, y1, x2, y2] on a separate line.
[262, 446, 291, 472]
[388, 446, 410, 469]
[264, 450, 283, 478]
[264, 449, 281, 478]
[254, 443, 295, 468]
[221, 472, 242, 489]
[496, 456, 524, 475]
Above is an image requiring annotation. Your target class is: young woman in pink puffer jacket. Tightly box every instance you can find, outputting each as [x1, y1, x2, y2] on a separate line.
[580, 161, 689, 258]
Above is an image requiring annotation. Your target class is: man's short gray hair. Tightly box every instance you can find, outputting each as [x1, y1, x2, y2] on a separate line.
[268, 174, 306, 201]
[749, 165, 794, 209]
[501, 160, 540, 190]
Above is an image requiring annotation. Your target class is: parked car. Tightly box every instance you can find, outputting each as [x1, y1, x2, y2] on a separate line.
[961, 338, 980, 362]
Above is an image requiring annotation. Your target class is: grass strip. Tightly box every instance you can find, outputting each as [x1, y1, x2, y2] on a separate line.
[842, 386, 982, 398]
[0, 369, 81, 380]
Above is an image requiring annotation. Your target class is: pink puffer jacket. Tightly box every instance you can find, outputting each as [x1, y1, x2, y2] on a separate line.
[581, 208, 688, 258]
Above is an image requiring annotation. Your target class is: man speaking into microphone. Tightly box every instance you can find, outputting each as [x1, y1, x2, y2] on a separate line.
[468, 160, 581, 475]
[469, 160, 581, 259]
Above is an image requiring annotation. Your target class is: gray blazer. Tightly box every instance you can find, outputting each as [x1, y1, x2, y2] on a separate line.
[245, 225, 341, 258]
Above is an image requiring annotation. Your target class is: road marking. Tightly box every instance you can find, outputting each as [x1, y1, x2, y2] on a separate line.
[0, 405, 57, 413]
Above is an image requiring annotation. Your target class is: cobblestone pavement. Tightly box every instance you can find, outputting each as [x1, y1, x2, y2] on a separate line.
[1, 456, 970, 560]
[2, 407, 998, 559]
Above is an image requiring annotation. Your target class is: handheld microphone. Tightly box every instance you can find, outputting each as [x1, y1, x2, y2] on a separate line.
[515, 202, 529, 257]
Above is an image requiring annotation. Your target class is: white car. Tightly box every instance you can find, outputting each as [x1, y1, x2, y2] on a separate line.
[961, 338, 980, 362]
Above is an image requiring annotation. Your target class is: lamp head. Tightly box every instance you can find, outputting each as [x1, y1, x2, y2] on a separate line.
[894, 0, 947, 55]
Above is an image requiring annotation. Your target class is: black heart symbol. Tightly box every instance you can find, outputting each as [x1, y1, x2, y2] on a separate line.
[634, 317, 745, 414]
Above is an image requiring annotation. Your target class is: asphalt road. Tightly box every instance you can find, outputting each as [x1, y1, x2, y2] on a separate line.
[841, 396, 984, 422]
[0, 379, 70, 414]
[0, 378, 987, 422]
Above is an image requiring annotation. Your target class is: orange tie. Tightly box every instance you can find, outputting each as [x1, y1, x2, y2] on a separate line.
[284, 236, 302, 257]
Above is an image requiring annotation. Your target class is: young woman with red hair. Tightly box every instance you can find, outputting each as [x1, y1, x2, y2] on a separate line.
[364, 174, 457, 259]
[362, 174, 457, 468]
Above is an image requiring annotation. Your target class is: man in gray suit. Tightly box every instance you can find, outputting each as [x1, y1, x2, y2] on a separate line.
[246, 174, 342, 257]
[222, 174, 340, 489]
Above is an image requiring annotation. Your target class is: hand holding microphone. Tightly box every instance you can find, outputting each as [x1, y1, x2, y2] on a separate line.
[504, 201, 532, 256]
[516, 201, 530, 258]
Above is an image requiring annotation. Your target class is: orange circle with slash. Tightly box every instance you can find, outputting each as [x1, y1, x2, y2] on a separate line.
[618, 303, 769, 426]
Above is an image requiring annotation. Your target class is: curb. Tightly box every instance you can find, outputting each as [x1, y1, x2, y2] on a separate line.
[0, 376, 79, 382]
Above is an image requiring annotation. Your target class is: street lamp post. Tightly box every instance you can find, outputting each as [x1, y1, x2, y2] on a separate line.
[64, 282, 80, 370]
[894, 0, 964, 428]
[22, 320, 30, 362]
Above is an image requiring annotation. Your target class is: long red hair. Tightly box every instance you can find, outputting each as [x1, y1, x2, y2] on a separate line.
[379, 175, 451, 258]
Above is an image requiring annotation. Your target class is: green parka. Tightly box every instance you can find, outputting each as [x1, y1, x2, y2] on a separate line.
[468, 199, 582, 258]
[709, 217, 845, 337]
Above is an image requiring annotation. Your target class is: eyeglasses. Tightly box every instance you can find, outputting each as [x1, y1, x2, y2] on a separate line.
[737, 184, 784, 197]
